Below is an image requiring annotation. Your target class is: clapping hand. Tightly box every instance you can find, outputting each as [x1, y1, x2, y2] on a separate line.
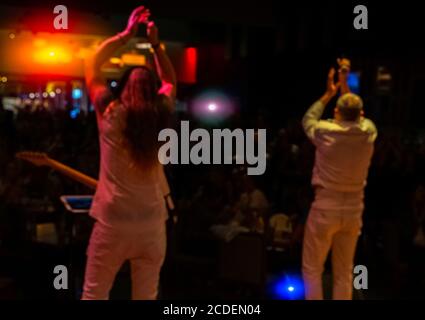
[326, 68, 340, 98]
[125, 6, 151, 37]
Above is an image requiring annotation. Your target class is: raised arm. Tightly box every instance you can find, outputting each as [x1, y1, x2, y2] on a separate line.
[302, 68, 340, 140]
[337, 58, 351, 95]
[85, 6, 150, 114]
[147, 21, 177, 101]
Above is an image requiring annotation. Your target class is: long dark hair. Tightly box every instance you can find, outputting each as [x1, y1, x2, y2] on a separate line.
[117, 66, 170, 169]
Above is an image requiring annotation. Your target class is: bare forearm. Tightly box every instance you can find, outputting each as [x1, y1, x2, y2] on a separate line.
[340, 70, 351, 95]
[92, 31, 130, 71]
[319, 92, 333, 106]
[85, 31, 131, 91]
[302, 77, 337, 139]
[340, 82, 351, 95]
[153, 46, 177, 86]
[337, 58, 351, 95]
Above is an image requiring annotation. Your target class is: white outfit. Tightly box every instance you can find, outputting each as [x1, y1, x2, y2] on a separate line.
[82, 101, 168, 300]
[301, 100, 377, 300]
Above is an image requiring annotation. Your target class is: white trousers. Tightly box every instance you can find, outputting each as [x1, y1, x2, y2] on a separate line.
[302, 188, 363, 300]
[82, 221, 166, 300]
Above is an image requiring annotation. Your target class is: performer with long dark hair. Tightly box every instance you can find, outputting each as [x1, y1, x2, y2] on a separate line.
[82, 6, 176, 300]
[301, 59, 377, 300]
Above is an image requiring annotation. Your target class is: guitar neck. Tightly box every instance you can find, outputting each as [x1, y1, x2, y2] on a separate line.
[46, 159, 98, 190]
[32, 156, 174, 209]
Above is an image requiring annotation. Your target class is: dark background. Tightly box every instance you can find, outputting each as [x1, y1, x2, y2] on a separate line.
[1, 0, 425, 300]
[1, 0, 424, 126]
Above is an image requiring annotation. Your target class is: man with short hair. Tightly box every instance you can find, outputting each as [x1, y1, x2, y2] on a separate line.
[301, 59, 377, 300]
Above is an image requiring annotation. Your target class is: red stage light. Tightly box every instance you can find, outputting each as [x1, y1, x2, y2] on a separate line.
[180, 47, 197, 84]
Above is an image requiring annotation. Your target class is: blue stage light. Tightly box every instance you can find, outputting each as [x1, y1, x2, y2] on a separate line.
[72, 88, 82, 100]
[70, 108, 80, 119]
[347, 72, 360, 94]
[270, 273, 305, 300]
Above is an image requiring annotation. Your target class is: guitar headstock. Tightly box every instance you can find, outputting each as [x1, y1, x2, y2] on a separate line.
[15, 151, 50, 167]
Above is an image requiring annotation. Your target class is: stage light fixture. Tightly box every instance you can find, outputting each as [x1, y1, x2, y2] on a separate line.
[72, 88, 82, 99]
[207, 103, 217, 112]
[269, 273, 305, 300]
[191, 90, 235, 124]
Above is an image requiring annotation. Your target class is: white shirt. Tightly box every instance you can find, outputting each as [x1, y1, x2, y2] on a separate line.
[302, 100, 377, 193]
[90, 101, 168, 231]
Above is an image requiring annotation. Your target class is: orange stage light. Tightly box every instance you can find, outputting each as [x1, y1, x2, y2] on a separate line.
[109, 57, 122, 64]
[33, 46, 72, 64]
[33, 38, 47, 48]
[121, 53, 146, 66]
